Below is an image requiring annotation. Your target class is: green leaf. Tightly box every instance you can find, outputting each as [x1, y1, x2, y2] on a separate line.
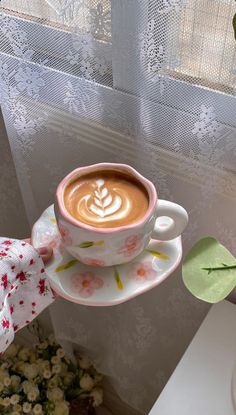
[233, 13, 236, 40]
[66, 388, 83, 400]
[182, 237, 236, 303]
[42, 349, 51, 360]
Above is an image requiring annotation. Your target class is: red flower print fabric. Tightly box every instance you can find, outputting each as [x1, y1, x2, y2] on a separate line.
[0, 238, 54, 353]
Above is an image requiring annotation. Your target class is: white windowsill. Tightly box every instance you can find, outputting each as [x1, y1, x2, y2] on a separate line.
[149, 300, 236, 415]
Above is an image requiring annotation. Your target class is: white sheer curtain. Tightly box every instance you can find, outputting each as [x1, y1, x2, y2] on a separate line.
[0, 1, 236, 413]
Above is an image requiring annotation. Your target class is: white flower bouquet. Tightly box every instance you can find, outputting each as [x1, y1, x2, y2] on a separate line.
[0, 335, 103, 415]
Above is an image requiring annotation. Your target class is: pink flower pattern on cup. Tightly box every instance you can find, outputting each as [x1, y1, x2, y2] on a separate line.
[118, 235, 142, 257]
[83, 258, 105, 267]
[129, 261, 156, 283]
[71, 272, 104, 297]
[58, 223, 72, 246]
[40, 234, 64, 254]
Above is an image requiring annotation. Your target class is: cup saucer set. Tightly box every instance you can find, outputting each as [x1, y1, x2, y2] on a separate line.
[32, 163, 188, 306]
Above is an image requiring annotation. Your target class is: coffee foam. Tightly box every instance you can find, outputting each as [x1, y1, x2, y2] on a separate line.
[64, 171, 149, 228]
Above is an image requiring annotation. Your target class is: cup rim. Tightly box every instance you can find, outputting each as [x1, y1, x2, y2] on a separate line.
[56, 163, 158, 234]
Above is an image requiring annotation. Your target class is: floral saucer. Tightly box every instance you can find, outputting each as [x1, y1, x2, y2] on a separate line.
[32, 205, 182, 306]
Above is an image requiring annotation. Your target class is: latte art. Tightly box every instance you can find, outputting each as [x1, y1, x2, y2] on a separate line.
[64, 171, 149, 228]
[89, 179, 123, 219]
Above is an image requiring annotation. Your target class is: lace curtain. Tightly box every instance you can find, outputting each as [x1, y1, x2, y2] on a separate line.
[0, 1, 236, 413]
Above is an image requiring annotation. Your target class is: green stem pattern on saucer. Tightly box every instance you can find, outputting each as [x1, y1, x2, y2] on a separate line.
[114, 267, 123, 290]
[55, 259, 78, 272]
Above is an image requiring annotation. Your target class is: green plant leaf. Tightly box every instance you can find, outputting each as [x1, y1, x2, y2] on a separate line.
[182, 237, 236, 303]
[233, 13, 236, 40]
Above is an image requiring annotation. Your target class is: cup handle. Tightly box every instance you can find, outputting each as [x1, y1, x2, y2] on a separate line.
[151, 199, 188, 241]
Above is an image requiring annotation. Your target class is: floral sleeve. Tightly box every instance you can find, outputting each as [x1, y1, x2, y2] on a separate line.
[0, 238, 55, 353]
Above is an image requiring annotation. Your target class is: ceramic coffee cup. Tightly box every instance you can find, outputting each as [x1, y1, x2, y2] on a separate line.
[55, 163, 188, 267]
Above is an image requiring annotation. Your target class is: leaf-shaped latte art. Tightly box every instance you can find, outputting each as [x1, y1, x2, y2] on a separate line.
[89, 180, 122, 218]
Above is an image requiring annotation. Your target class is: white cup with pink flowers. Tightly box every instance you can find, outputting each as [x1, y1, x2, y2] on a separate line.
[55, 163, 188, 267]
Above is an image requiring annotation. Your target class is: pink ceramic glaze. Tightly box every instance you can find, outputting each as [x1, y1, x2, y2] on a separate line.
[55, 163, 188, 266]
